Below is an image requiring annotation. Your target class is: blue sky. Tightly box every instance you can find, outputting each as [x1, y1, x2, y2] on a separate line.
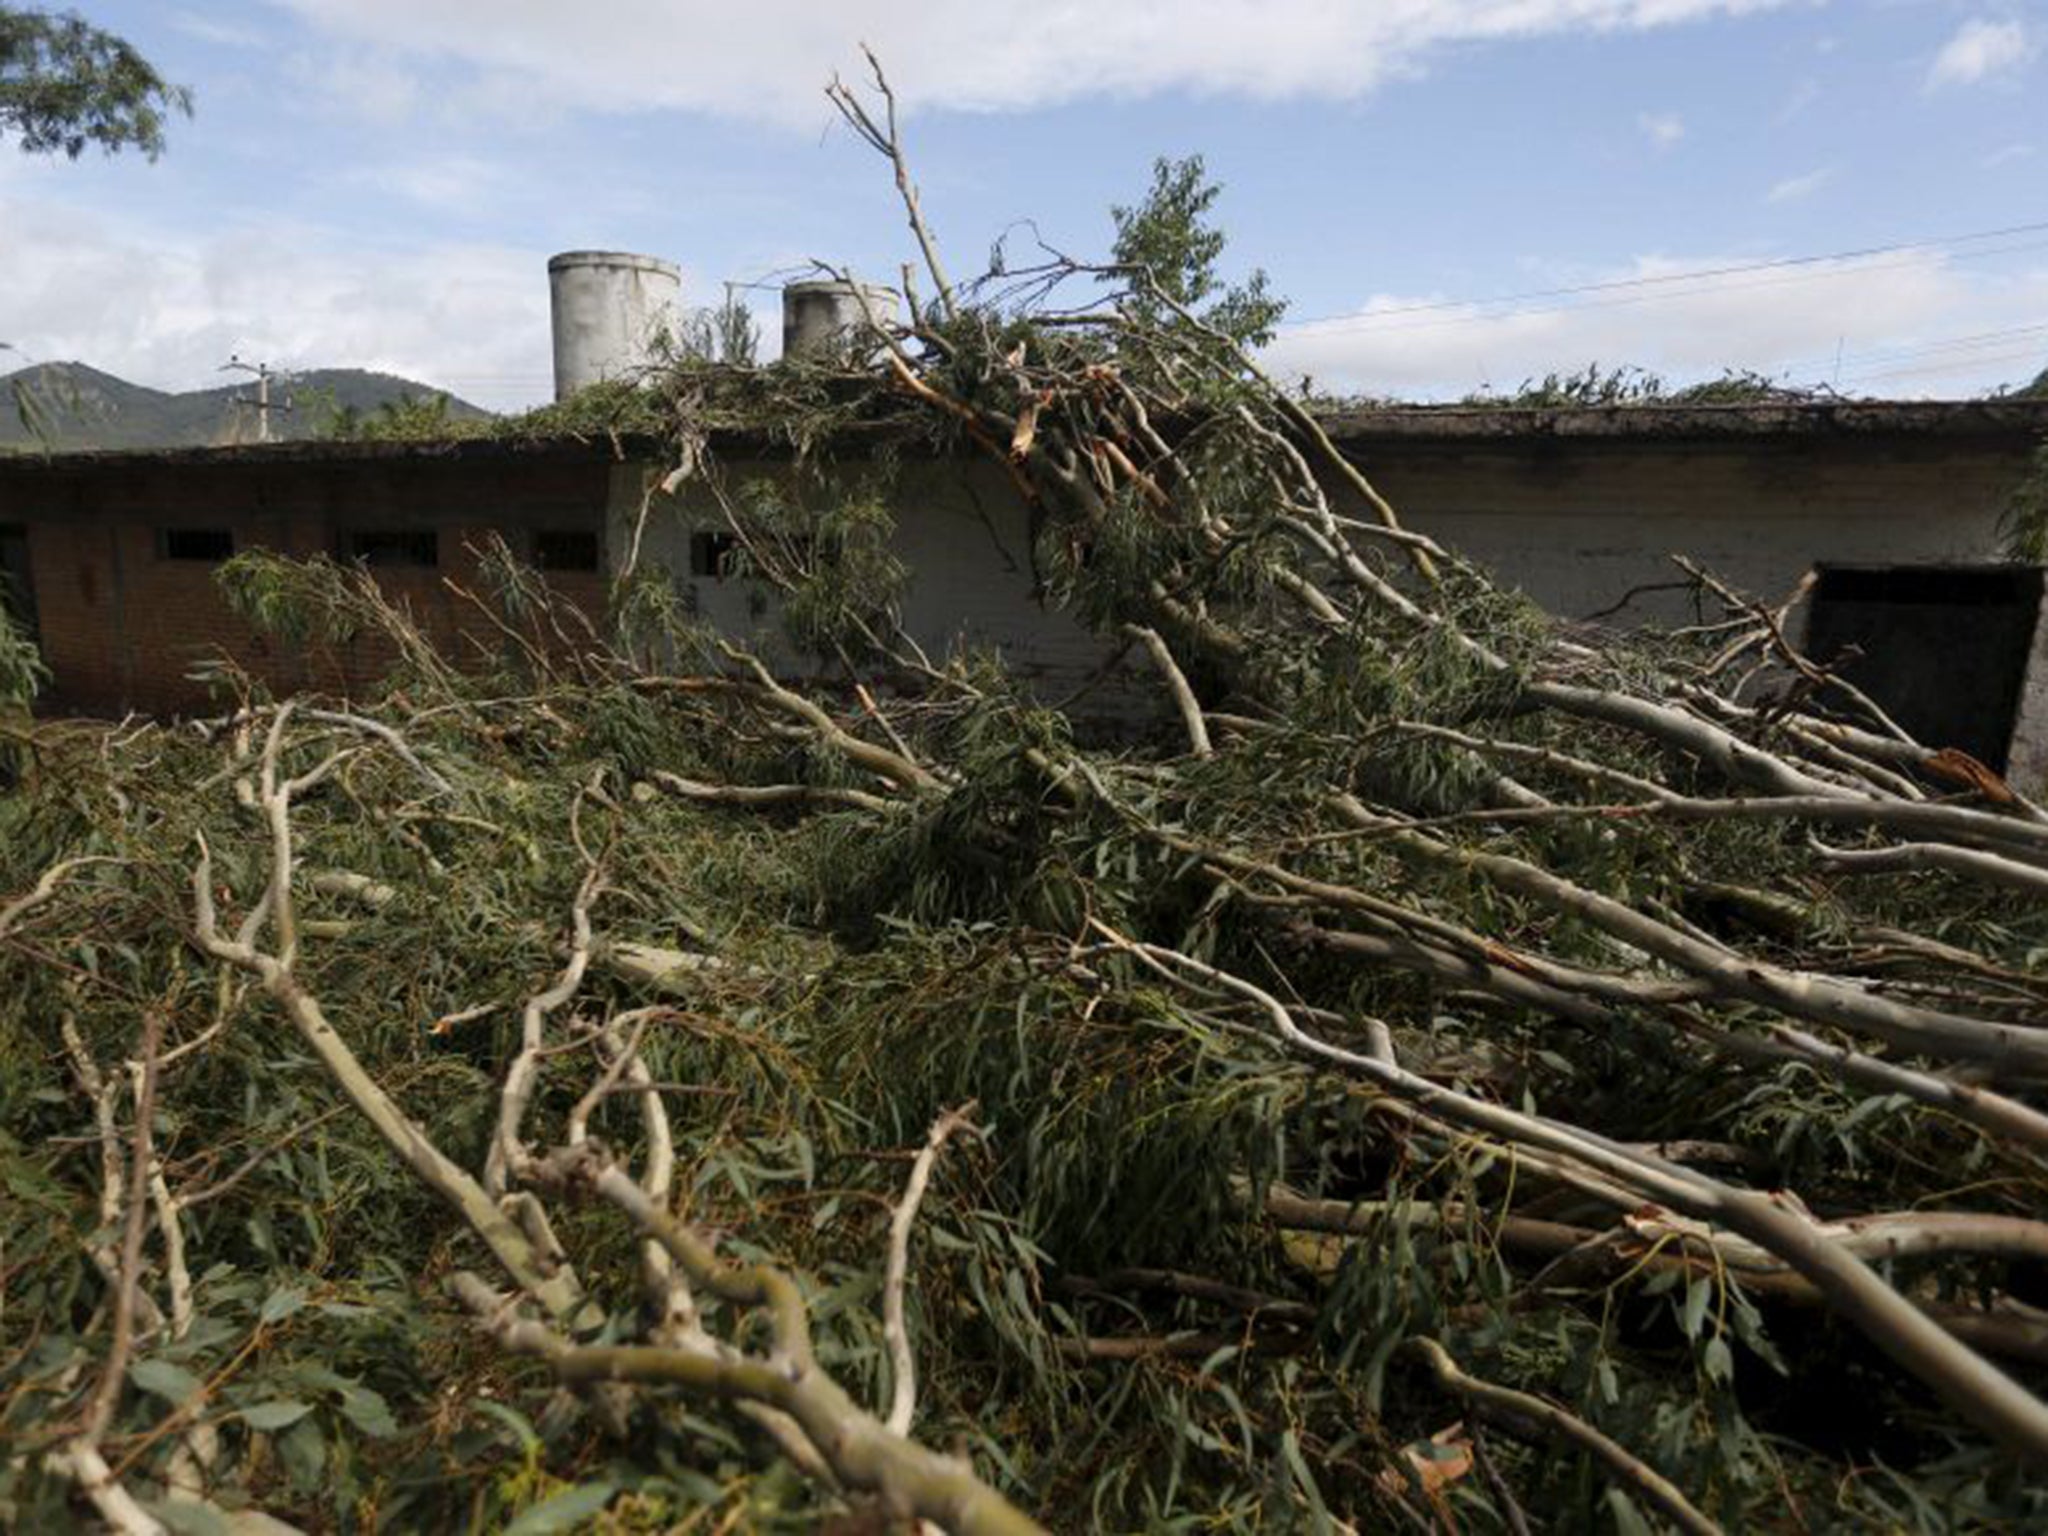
[1, 1, 2042, 410]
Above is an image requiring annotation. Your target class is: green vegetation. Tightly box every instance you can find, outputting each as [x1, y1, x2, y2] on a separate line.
[1998, 439, 2048, 562]
[1111, 153, 1286, 349]
[0, 5, 189, 158]
[1462, 363, 1826, 409]
[315, 389, 474, 443]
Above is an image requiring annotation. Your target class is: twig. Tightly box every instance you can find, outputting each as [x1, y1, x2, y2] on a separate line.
[0, 857, 118, 939]
[456, 1145, 1046, 1536]
[826, 47, 956, 322]
[652, 770, 895, 815]
[1121, 625, 1212, 759]
[46, 1016, 170, 1536]
[488, 862, 602, 1197]
[83, 1011, 164, 1441]
[1467, 1422, 1534, 1536]
[883, 1103, 980, 1436]
[1403, 1337, 1721, 1536]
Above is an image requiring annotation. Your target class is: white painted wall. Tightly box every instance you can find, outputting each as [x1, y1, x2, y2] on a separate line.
[1341, 437, 2018, 624]
[607, 457, 1125, 691]
[605, 429, 2047, 779]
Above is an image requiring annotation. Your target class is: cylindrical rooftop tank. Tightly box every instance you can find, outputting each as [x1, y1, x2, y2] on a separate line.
[548, 251, 682, 401]
[782, 279, 899, 361]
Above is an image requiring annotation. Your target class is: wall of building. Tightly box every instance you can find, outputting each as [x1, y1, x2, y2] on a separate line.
[12, 454, 610, 715]
[1338, 433, 2021, 624]
[1327, 429, 2048, 788]
[609, 428, 2043, 748]
[606, 456, 1127, 694]
[10, 417, 2044, 782]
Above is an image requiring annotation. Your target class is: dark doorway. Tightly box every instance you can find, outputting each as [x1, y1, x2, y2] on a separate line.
[1803, 564, 2043, 771]
[0, 525, 36, 644]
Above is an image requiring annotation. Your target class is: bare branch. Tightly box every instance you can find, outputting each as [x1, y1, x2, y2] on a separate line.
[1403, 1338, 1722, 1536]
[883, 1103, 980, 1436]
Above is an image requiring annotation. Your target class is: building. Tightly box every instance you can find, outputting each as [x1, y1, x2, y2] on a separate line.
[3, 392, 2046, 779]
[0, 437, 613, 712]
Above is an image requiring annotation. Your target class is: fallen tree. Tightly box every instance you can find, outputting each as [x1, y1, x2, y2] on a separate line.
[3, 57, 2047, 1534]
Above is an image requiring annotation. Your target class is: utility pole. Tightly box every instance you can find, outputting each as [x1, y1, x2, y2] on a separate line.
[221, 355, 293, 444]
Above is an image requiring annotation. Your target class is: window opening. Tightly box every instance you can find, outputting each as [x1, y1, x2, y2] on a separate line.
[347, 529, 438, 568]
[534, 529, 600, 573]
[689, 530, 740, 580]
[159, 528, 235, 562]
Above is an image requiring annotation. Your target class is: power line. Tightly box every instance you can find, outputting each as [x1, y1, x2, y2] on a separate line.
[1838, 346, 2048, 389]
[1269, 239, 2048, 345]
[1276, 237, 2048, 339]
[1276, 218, 2048, 335]
[1774, 321, 2048, 378]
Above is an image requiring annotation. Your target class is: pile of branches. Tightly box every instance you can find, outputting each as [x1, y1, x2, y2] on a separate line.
[6, 59, 2048, 1534]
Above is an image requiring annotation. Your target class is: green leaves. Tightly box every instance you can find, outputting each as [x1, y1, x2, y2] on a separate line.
[0, 590, 45, 706]
[238, 1400, 315, 1432]
[334, 1382, 400, 1439]
[130, 1357, 204, 1403]
[503, 1479, 621, 1536]
[0, 5, 193, 160]
[1111, 155, 1285, 350]
[1679, 1276, 1712, 1341]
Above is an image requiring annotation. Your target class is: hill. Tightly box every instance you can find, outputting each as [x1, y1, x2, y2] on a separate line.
[0, 362, 492, 451]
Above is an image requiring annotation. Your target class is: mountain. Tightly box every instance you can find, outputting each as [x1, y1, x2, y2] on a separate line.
[0, 363, 492, 451]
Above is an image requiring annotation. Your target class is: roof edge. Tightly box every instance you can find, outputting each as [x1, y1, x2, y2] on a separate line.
[3, 398, 2045, 474]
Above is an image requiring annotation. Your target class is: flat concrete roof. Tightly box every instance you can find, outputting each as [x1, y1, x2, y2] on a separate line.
[4, 397, 2044, 477]
[1317, 397, 2048, 442]
[0, 434, 628, 473]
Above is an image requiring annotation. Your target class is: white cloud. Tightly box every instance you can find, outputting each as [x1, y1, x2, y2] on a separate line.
[0, 190, 556, 412]
[1926, 17, 2034, 90]
[262, 0, 1793, 125]
[1262, 251, 2048, 400]
[1774, 76, 1819, 123]
[285, 47, 426, 127]
[346, 154, 511, 214]
[171, 12, 271, 49]
[1637, 111, 1685, 148]
[1765, 165, 1832, 203]
[1984, 141, 2036, 167]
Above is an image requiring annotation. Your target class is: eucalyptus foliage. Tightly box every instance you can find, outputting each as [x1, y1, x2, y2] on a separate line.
[0, 5, 189, 159]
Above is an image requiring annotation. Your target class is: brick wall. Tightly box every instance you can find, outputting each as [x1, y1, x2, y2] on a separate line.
[14, 452, 612, 716]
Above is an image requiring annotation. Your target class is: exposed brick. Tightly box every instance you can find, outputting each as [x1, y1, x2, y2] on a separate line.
[13, 456, 611, 716]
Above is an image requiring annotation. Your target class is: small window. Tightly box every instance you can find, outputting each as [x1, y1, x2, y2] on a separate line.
[161, 528, 235, 563]
[534, 529, 600, 573]
[689, 530, 740, 580]
[347, 529, 438, 568]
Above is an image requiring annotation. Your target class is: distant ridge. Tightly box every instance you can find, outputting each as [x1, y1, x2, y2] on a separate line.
[0, 363, 492, 451]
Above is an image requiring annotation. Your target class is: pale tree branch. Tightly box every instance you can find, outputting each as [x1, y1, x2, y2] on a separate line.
[1121, 625, 1212, 759]
[46, 1014, 168, 1536]
[1402, 1337, 1722, 1536]
[1087, 923, 2048, 1462]
[452, 1138, 1046, 1535]
[826, 46, 956, 322]
[884, 1102, 981, 1436]
[190, 742, 595, 1329]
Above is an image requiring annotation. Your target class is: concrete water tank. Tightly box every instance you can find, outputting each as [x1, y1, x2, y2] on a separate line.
[782, 280, 899, 361]
[548, 251, 682, 401]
